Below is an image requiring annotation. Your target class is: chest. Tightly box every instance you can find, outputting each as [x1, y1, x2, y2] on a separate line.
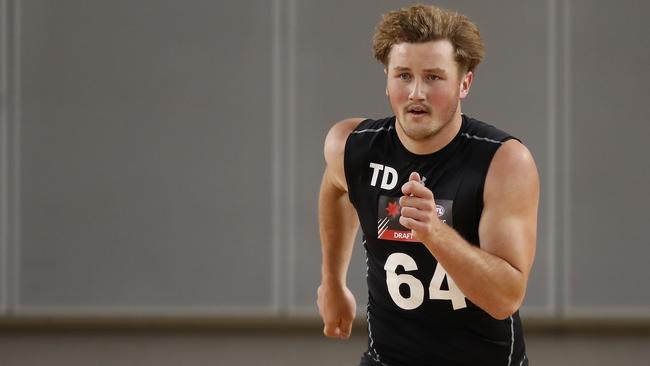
[353, 156, 480, 241]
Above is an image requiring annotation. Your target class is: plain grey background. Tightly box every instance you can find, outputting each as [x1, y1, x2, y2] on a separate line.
[1, 0, 649, 321]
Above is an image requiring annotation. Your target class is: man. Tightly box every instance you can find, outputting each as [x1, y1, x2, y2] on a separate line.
[317, 4, 539, 366]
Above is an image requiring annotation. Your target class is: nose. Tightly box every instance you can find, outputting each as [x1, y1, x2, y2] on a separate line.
[408, 79, 426, 101]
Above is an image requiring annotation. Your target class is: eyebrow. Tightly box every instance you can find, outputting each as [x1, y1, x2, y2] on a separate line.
[392, 66, 447, 75]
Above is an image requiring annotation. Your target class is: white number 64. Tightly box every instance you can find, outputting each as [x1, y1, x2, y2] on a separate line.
[384, 252, 467, 310]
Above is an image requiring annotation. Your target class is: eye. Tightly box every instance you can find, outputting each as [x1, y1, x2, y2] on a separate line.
[427, 74, 441, 81]
[398, 73, 411, 81]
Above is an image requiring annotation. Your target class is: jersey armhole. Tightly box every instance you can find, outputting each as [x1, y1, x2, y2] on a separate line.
[343, 119, 371, 209]
[343, 127, 357, 208]
[502, 136, 522, 144]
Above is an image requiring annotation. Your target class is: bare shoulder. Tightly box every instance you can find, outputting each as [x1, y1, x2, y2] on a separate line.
[323, 118, 365, 164]
[484, 139, 539, 210]
[323, 118, 365, 191]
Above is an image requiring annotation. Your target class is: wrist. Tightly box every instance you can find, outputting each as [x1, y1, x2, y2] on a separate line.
[320, 274, 347, 289]
[421, 219, 448, 250]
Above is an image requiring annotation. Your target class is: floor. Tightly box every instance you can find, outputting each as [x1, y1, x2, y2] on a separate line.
[1, 329, 649, 365]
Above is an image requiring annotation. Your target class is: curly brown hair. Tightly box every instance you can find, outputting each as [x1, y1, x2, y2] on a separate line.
[372, 4, 485, 74]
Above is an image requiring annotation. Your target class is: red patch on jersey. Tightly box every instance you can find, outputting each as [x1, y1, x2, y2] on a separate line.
[385, 201, 401, 218]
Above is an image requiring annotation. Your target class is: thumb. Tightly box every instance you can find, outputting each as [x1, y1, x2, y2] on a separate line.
[409, 171, 421, 183]
[323, 322, 341, 337]
[339, 319, 353, 339]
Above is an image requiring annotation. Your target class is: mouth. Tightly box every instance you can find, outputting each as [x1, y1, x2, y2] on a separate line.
[408, 110, 428, 116]
[406, 106, 429, 117]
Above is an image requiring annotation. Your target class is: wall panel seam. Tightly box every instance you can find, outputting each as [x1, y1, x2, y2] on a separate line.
[14, 305, 279, 316]
[10, 0, 20, 316]
[2, 0, 20, 316]
[546, 0, 558, 317]
[0, 0, 8, 315]
[561, 0, 572, 318]
[286, 0, 297, 315]
[271, 0, 282, 316]
[564, 306, 650, 318]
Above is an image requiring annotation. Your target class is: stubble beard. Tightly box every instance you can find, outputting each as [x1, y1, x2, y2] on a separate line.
[397, 101, 459, 141]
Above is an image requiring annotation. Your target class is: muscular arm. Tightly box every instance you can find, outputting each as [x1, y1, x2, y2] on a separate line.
[399, 140, 539, 319]
[319, 118, 363, 285]
[319, 162, 359, 286]
[317, 118, 363, 338]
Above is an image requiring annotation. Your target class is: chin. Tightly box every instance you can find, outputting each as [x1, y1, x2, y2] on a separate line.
[400, 116, 444, 140]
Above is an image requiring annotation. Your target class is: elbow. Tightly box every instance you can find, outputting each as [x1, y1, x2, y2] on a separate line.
[485, 295, 524, 321]
[487, 305, 518, 321]
[485, 275, 528, 320]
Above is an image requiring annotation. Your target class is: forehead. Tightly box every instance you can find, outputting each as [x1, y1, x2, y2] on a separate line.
[387, 39, 457, 71]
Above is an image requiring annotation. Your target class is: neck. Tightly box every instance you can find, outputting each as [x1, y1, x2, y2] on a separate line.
[395, 109, 463, 155]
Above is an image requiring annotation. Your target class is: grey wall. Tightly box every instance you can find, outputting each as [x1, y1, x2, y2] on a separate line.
[3, 0, 278, 315]
[564, 0, 650, 317]
[0, 0, 648, 319]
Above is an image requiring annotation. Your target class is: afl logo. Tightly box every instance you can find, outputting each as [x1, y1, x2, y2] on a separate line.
[436, 204, 445, 217]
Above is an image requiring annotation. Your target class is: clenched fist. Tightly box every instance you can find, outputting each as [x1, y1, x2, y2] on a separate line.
[317, 283, 357, 339]
[399, 171, 444, 243]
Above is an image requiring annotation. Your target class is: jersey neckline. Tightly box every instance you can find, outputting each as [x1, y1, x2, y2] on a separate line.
[390, 114, 467, 162]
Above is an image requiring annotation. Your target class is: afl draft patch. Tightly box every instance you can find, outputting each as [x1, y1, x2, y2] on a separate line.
[377, 195, 453, 242]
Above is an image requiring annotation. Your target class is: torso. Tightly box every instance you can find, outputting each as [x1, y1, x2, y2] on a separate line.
[344, 115, 528, 366]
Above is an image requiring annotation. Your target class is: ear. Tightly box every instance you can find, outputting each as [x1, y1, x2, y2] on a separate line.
[459, 71, 474, 99]
[384, 67, 389, 96]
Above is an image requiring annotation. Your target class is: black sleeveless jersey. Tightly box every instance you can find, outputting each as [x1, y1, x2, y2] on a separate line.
[344, 115, 528, 366]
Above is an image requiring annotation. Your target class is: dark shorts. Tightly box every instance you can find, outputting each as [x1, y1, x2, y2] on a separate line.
[358, 350, 529, 366]
[358, 351, 391, 366]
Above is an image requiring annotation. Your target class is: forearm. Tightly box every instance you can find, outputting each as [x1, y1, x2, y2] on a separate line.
[423, 224, 526, 319]
[319, 175, 359, 287]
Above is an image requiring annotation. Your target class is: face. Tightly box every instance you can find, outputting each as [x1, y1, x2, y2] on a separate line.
[385, 40, 473, 141]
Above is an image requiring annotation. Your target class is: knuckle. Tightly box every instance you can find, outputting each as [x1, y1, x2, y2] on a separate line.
[324, 326, 339, 337]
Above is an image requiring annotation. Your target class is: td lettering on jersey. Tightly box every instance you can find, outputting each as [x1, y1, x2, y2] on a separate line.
[368, 162, 427, 190]
[369, 163, 398, 190]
